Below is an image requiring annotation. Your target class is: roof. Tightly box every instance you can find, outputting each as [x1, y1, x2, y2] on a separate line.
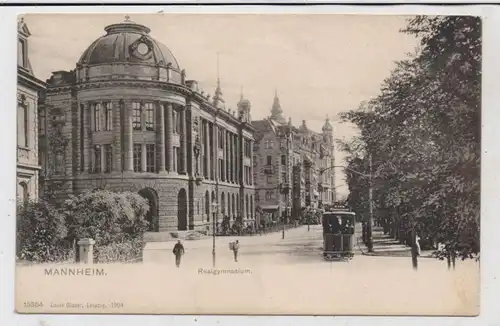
[77, 17, 179, 69]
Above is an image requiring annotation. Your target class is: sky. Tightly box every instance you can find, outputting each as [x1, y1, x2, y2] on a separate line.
[23, 13, 419, 196]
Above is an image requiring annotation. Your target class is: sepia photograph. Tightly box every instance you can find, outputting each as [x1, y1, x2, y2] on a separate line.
[14, 12, 480, 316]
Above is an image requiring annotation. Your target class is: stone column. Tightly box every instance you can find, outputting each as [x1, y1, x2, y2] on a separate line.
[77, 238, 95, 265]
[157, 102, 166, 172]
[231, 134, 235, 183]
[125, 101, 134, 172]
[180, 107, 187, 174]
[204, 120, 210, 178]
[235, 134, 239, 184]
[165, 103, 173, 172]
[87, 103, 93, 172]
[213, 123, 219, 181]
[141, 143, 147, 172]
[82, 102, 89, 173]
[250, 140, 254, 185]
[112, 100, 121, 172]
[221, 129, 226, 182]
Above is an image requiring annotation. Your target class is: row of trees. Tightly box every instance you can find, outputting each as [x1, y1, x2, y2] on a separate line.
[339, 16, 480, 261]
[17, 190, 150, 263]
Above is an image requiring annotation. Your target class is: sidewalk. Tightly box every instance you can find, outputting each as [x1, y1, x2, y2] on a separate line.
[359, 226, 434, 258]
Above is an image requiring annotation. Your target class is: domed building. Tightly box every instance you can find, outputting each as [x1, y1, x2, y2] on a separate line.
[39, 17, 256, 232]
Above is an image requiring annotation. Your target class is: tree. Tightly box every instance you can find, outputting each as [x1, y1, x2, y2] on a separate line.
[17, 200, 71, 263]
[338, 16, 480, 263]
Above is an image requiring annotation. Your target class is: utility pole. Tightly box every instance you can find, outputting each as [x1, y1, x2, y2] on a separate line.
[367, 153, 374, 252]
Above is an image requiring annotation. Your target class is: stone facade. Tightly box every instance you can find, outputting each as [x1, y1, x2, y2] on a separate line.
[39, 18, 256, 232]
[17, 18, 46, 203]
[252, 91, 336, 224]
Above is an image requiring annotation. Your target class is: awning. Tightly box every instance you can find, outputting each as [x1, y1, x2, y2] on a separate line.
[260, 205, 280, 211]
[313, 190, 319, 197]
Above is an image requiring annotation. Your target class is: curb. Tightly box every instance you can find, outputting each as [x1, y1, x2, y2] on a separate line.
[361, 251, 436, 259]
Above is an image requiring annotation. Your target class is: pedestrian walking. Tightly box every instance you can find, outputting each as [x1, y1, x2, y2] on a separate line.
[415, 234, 421, 256]
[231, 240, 240, 262]
[172, 240, 185, 268]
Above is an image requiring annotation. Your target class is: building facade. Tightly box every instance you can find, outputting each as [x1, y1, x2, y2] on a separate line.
[39, 18, 256, 232]
[252, 91, 336, 224]
[17, 18, 46, 203]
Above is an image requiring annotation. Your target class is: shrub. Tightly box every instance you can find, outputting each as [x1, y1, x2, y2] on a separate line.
[94, 238, 144, 263]
[62, 190, 150, 248]
[17, 200, 73, 263]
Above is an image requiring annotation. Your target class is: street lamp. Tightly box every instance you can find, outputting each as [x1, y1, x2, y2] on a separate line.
[211, 200, 219, 267]
[319, 163, 374, 252]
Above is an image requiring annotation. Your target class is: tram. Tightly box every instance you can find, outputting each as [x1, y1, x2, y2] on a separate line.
[322, 204, 356, 261]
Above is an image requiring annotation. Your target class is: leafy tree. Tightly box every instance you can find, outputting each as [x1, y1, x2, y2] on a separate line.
[338, 16, 480, 262]
[17, 200, 72, 263]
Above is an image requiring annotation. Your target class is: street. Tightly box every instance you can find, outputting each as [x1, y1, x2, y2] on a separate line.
[17, 224, 478, 315]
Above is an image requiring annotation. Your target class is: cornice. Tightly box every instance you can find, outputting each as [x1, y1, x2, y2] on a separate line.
[18, 68, 47, 91]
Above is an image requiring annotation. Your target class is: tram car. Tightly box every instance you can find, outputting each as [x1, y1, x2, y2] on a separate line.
[322, 204, 356, 261]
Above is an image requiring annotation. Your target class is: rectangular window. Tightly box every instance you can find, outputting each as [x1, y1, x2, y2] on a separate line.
[219, 129, 223, 149]
[146, 144, 156, 172]
[94, 146, 102, 173]
[18, 103, 28, 147]
[18, 39, 25, 67]
[104, 144, 113, 173]
[266, 155, 272, 165]
[266, 175, 272, 184]
[282, 172, 286, 183]
[132, 102, 142, 130]
[94, 103, 102, 131]
[104, 102, 112, 131]
[281, 155, 286, 166]
[145, 103, 154, 131]
[133, 144, 142, 172]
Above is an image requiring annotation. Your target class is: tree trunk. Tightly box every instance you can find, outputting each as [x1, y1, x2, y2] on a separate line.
[411, 229, 418, 270]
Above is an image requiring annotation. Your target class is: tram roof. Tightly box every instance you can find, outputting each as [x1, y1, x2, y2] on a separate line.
[323, 210, 356, 215]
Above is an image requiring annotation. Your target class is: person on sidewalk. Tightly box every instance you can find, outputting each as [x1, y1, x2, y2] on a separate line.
[415, 234, 421, 256]
[232, 240, 240, 262]
[172, 240, 185, 268]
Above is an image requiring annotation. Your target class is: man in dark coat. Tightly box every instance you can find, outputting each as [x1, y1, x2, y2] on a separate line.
[232, 240, 240, 262]
[172, 240, 185, 268]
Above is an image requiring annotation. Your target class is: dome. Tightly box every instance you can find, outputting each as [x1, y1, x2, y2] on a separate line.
[77, 17, 180, 70]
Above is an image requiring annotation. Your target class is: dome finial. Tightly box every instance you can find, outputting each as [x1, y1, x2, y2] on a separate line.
[271, 88, 286, 124]
[124, 15, 131, 22]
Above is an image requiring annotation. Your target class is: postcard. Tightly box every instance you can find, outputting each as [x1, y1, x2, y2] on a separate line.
[15, 13, 480, 316]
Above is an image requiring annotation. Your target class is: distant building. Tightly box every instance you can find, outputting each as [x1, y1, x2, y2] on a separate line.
[252, 91, 335, 224]
[17, 18, 46, 203]
[39, 17, 256, 232]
